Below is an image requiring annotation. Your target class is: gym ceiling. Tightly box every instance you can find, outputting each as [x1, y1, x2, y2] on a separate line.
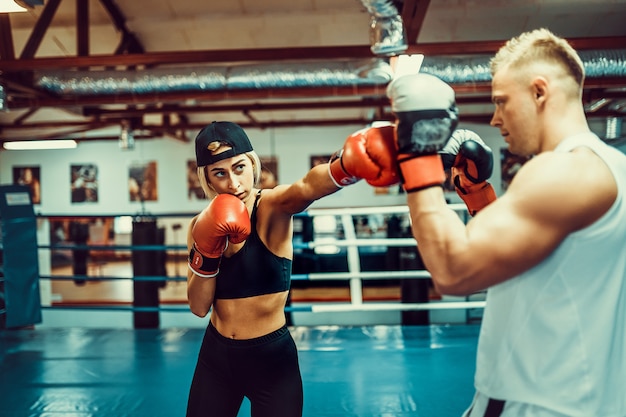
[1, 0, 625, 145]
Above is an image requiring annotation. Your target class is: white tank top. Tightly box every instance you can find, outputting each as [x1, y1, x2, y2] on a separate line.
[474, 132, 626, 416]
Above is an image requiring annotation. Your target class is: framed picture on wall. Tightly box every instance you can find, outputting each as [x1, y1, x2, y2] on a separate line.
[310, 154, 331, 169]
[187, 159, 206, 200]
[13, 165, 41, 204]
[500, 148, 531, 192]
[259, 156, 278, 189]
[70, 163, 99, 203]
[128, 161, 158, 202]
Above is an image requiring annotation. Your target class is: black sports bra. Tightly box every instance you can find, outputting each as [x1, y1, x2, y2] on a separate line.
[214, 190, 292, 299]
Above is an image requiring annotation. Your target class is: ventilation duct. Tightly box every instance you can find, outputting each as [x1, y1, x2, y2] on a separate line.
[359, 0, 408, 56]
[419, 49, 626, 83]
[36, 59, 393, 96]
[33, 49, 626, 97]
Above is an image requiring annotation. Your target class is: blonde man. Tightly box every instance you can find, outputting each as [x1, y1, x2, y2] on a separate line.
[386, 29, 626, 417]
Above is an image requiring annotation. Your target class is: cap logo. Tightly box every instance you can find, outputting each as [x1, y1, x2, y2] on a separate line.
[195, 121, 253, 166]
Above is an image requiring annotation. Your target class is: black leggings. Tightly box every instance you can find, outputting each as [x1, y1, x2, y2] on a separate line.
[186, 322, 303, 417]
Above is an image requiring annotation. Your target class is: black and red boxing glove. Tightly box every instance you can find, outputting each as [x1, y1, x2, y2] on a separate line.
[440, 129, 497, 216]
[188, 193, 251, 278]
[328, 123, 400, 188]
[386, 73, 459, 193]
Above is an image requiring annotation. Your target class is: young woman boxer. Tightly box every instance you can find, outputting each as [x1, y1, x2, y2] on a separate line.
[185, 120, 399, 417]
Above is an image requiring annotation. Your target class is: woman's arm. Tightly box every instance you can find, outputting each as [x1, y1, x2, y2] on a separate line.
[185, 216, 217, 317]
[269, 163, 340, 215]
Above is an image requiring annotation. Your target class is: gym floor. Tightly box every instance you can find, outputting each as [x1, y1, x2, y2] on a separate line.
[0, 324, 479, 417]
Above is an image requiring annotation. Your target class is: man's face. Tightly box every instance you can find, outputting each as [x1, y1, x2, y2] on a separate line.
[490, 67, 540, 157]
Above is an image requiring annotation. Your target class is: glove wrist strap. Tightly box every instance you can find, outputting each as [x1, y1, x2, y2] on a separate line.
[328, 151, 360, 188]
[188, 246, 221, 278]
[456, 182, 497, 216]
[398, 154, 446, 193]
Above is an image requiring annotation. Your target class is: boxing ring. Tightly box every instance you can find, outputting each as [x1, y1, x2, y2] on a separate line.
[0, 204, 482, 416]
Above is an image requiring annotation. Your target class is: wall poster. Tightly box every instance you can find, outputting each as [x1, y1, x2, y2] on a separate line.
[12, 166, 41, 204]
[128, 161, 158, 202]
[259, 156, 278, 189]
[187, 159, 206, 200]
[500, 149, 532, 192]
[70, 163, 99, 203]
[310, 154, 330, 169]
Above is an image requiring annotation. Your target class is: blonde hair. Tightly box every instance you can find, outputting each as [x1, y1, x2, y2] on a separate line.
[490, 28, 585, 90]
[196, 141, 261, 200]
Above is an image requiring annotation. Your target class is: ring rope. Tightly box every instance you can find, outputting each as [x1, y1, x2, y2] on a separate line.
[41, 301, 485, 313]
[38, 203, 479, 319]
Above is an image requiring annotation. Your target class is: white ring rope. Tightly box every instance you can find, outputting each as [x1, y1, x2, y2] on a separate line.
[305, 203, 467, 217]
[303, 238, 417, 249]
[289, 203, 481, 315]
[41, 203, 482, 317]
[301, 270, 432, 280]
[309, 301, 486, 313]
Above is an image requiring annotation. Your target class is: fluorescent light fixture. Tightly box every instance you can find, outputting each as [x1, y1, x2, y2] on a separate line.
[0, 0, 27, 13]
[3, 140, 78, 150]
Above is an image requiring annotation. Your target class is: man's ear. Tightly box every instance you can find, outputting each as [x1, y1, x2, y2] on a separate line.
[532, 76, 548, 105]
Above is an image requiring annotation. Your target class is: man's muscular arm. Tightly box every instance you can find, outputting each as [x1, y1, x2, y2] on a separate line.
[407, 151, 615, 295]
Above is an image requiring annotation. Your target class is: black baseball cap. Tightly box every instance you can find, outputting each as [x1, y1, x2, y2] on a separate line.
[195, 121, 254, 166]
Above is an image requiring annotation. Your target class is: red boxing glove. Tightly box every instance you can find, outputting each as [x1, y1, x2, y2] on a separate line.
[328, 123, 400, 188]
[452, 155, 497, 216]
[188, 194, 251, 278]
[440, 130, 497, 216]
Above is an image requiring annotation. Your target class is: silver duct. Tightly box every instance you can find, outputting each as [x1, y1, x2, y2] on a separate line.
[420, 49, 626, 83]
[34, 49, 626, 96]
[359, 0, 408, 56]
[36, 59, 393, 96]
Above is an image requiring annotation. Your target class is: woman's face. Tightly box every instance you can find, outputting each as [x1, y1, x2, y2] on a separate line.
[205, 153, 255, 201]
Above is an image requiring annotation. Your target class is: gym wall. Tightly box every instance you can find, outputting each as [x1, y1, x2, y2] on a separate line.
[0, 122, 506, 216]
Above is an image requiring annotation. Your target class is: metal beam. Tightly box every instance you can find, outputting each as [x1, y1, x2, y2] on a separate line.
[0, 14, 15, 61]
[19, 0, 63, 59]
[99, 0, 144, 54]
[401, 0, 431, 45]
[3, 36, 625, 72]
[76, 0, 89, 58]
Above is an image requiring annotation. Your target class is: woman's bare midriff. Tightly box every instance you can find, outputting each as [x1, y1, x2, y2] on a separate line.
[211, 291, 290, 339]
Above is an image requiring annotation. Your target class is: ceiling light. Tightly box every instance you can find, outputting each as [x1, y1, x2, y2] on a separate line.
[3, 140, 77, 150]
[0, 0, 27, 13]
